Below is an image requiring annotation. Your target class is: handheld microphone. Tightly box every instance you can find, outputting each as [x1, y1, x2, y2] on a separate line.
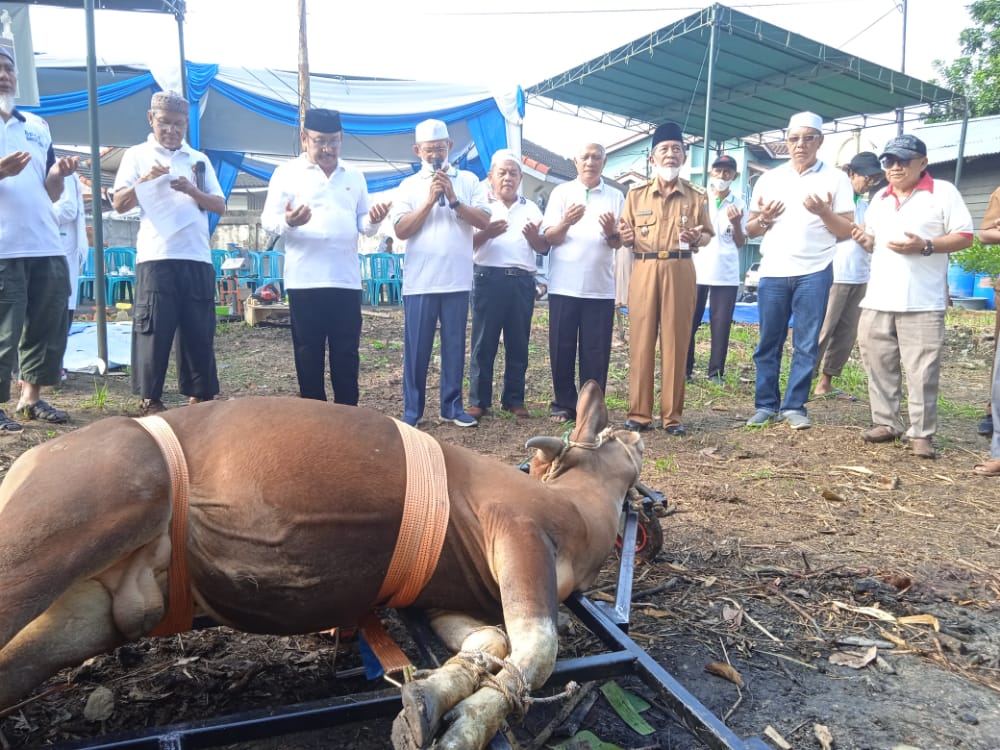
[433, 157, 446, 207]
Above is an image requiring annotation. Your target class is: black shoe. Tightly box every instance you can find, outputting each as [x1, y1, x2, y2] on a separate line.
[624, 419, 653, 432]
[978, 412, 994, 437]
[663, 424, 687, 436]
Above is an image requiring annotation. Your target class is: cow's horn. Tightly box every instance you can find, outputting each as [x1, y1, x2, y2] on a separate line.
[525, 436, 565, 461]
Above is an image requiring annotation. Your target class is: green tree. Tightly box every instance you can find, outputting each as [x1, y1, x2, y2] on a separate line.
[930, 0, 1000, 120]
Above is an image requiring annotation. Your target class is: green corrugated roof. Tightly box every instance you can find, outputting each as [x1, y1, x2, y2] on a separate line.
[528, 3, 956, 142]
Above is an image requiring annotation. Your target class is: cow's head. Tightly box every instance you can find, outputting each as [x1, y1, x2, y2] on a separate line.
[525, 381, 644, 485]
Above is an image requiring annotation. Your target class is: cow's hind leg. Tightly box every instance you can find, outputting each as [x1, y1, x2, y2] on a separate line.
[0, 579, 126, 709]
[391, 611, 510, 750]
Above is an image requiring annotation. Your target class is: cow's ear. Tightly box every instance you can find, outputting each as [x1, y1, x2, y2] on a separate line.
[571, 380, 608, 444]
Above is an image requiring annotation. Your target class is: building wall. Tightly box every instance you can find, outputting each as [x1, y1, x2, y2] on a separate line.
[930, 156, 999, 226]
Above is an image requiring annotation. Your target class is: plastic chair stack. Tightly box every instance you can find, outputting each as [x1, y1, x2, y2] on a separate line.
[77, 247, 97, 303]
[259, 250, 285, 295]
[366, 253, 402, 306]
[104, 247, 137, 303]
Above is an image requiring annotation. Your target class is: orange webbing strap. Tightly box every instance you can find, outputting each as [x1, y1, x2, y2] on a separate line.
[375, 419, 451, 609]
[135, 415, 195, 637]
[358, 613, 416, 675]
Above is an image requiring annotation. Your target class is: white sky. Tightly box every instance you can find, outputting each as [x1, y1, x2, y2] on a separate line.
[25, 0, 972, 156]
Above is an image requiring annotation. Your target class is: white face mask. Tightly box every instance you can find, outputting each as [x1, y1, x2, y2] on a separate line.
[655, 166, 681, 182]
[709, 177, 732, 193]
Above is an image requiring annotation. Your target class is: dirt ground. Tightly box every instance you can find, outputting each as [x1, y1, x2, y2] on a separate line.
[1, 305, 998, 750]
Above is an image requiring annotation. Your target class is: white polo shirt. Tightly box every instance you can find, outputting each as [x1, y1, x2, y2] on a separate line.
[542, 178, 624, 299]
[473, 195, 542, 272]
[390, 165, 489, 295]
[860, 174, 974, 312]
[0, 110, 62, 258]
[262, 155, 375, 290]
[831, 196, 872, 285]
[694, 190, 746, 286]
[750, 160, 854, 278]
[113, 135, 224, 265]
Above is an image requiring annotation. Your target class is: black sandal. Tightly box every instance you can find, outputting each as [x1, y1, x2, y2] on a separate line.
[17, 399, 69, 424]
[0, 408, 23, 433]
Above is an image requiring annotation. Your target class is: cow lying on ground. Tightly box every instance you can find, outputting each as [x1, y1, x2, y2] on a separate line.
[0, 381, 643, 750]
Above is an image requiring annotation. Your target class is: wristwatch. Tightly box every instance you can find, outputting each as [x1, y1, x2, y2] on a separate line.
[449, 198, 462, 210]
[922, 239, 934, 256]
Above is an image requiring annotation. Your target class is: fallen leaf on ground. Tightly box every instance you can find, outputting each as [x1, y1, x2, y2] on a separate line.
[702, 575, 717, 587]
[599, 681, 654, 736]
[829, 645, 878, 669]
[764, 724, 792, 749]
[831, 465, 874, 475]
[877, 476, 901, 490]
[815, 723, 834, 750]
[830, 600, 897, 622]
[821, 489, 845, 502]
[721, 603, 744, 627]
[899, 613, 941, 631]
[640, 607, 671, 618]
[83, 687, 115, 722]
[592, 591, 615, 603]
[705, 661, 744, 687]
[878, 628, 907, 647]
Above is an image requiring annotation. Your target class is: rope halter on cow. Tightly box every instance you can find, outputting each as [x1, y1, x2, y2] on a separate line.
[539, 426, 643, 489]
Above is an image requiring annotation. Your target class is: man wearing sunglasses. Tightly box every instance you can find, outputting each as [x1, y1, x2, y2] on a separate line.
[745, 112, 855, 430]
[851, 135, 974, 459]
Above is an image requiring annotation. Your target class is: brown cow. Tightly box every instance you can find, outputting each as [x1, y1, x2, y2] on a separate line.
[0, 381, 643, 749]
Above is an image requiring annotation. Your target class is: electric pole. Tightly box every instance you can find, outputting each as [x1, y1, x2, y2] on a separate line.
[297, 0, 310, 129]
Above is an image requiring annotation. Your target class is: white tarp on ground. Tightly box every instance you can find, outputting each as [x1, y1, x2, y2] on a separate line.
[65, 322, 132, 373]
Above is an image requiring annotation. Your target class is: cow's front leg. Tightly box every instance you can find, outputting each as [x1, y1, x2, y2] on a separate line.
[429, 531, 560, 750]
[392, 611, 510, 749]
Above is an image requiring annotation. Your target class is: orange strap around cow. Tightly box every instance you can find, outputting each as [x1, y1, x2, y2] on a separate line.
[375, 419, 451, 609]
[135, 415, 195, 637]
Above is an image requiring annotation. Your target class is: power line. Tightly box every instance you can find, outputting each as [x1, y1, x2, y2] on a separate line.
[838, 3, 899, 48]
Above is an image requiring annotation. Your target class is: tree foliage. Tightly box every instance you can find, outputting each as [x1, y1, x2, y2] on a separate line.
[929, 0, 1000, 121]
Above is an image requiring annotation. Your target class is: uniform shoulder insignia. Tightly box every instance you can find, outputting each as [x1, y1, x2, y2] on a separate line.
[687, 182, 706, 195]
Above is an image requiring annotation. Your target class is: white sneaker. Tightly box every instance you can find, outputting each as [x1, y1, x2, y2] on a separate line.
[780, 410, 812, 430]
[746, 409, 775, 426]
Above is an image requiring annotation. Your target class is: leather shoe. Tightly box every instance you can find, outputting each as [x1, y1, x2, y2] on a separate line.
[910, 437, 936, 459]
[862, 425, 896, 443]
[978, 412, 994, 437]
[624, 419, 652, 432]
[663, 424, 687, 436]
[501, 405, 530, 418]
[465, 405, 486, 419]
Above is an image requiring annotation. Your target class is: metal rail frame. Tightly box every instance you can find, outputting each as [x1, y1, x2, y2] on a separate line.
[51, 495, 768, 750]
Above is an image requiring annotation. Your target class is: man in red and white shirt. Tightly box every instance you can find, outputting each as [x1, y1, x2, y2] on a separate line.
[852, 134, 974, 459]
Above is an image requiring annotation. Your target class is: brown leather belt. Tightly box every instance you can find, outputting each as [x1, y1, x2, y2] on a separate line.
[634, 251, 692, 260]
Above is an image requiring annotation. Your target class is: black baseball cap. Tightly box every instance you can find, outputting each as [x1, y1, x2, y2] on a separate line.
[879, 135, 927, 162]
[711, 154, 738, 170]
[846, 152, 882, 176]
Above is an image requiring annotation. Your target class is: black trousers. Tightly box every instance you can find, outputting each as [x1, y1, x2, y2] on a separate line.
[288, 287, 362, 404]
[548, 294, 614, 417]
[687, 284, 738, 378]
[131, 260, 218, 401]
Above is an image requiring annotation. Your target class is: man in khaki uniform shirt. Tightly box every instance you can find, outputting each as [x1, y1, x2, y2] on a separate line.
[620, 122, 712, 435]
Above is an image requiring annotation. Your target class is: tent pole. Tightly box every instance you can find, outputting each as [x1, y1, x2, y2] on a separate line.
[953, 96, 969, 189]
[700, 4, 718, 187]
[176, 10, 187, 99]
[297, 0, 310, 127]
[84, 0, 108, 368]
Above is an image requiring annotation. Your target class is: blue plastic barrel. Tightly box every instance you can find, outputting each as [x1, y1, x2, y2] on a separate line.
[947, 264, 975, 298]
[972, 274, 996, 310]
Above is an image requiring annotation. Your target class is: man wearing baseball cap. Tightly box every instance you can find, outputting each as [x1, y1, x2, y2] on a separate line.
[390, 119, 491, 427]
[0, 39, 80, 429]
[687, 153, 745, 386]
[852, 134, 973, 459]
[813, 151, 885, 399]
[112, 90, 227, 415]
[745, 111, 855, 430]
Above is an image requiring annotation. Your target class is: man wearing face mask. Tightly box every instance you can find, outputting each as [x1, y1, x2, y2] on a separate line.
[686, 154, 745, 385]
[619, 122, 712, 436]
[390, 119, 490, 428]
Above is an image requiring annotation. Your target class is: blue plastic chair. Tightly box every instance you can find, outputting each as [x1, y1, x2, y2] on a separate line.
[368, 253, 402, 306]
[104, 247, 136, 303]
[77, 247, 97, 302]
[259, 250, 285, 295]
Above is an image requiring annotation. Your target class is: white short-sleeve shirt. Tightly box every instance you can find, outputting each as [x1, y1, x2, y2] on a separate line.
[831, 196, 872, 285]
[0, 111, 62, 258]
[473, 195, 543, 272]
[390, 166, 489, 295]
[750, 160, 854, 278]
[542, 179, 624, 299]
[261, 155, 373, 290]
[693, 190, 746, 286]
[113, 135, 224, 265]
[860, 175, 974, 312]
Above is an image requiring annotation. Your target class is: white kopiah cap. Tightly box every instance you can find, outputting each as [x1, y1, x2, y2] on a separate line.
[787, 111, 823, 131]
[490, 149, 521, 170]
[415, 119, 449, 143]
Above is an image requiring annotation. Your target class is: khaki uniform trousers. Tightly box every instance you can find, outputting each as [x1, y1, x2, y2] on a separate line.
[627, 257, 696, 426]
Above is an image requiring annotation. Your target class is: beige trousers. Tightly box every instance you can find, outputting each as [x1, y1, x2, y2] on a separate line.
[816, 282, 867, 377]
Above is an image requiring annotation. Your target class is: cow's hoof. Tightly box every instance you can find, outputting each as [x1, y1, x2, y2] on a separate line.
[392, 680, 439, 749]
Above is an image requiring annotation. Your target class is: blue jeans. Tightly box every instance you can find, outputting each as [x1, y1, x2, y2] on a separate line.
[753, 265, 833, 415]
[402, 291, 470, 425]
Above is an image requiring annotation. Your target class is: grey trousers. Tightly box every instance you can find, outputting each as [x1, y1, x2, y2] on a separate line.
[816, 282, 867, 377]
[858, 308, 944, 438]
